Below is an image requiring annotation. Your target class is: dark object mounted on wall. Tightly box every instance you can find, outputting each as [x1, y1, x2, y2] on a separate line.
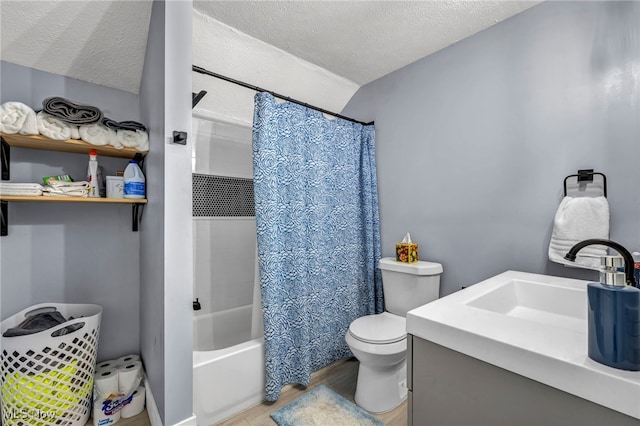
[563, 169, 607, 198]
[173, 131, 187, 145]
[192, 90, 207, 108]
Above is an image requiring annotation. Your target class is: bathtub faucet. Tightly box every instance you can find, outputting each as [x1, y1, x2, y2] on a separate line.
[193, 298, 202, 311]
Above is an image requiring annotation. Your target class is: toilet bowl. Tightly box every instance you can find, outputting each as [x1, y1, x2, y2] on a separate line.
[345, 257, 442, 413]
[346, 312, 408, 413]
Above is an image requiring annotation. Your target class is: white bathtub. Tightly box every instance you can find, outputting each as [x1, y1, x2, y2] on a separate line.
[193, 306, 265, 426]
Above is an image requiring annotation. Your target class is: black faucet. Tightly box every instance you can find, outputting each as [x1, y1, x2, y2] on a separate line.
[564, 239, 638, 287]
[193, 298, 202, 311]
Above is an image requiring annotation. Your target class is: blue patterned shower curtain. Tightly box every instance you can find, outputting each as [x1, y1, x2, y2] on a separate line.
[253, 92, 383, 401]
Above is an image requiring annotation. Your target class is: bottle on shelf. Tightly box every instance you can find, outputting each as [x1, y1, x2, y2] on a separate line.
[87, 149, 101, 198]
[123, 160, 145, 199]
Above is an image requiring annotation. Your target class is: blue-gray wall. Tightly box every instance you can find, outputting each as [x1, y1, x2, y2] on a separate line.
[343, 1, 640, 296]
[0, 61, 141, 360]
[139, 0, 166, 421]
[139, 1, 193, 424]
[161, 1, 193, 423]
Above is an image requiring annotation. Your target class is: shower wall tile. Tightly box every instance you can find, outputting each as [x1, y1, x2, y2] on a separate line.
[192, 118, 256, 315]
[214, 121, 253, 141]
[193, 217, 256, 313]
[193, 219, 213, 313]
[193, 117, 253, 178]
[192, 174, 255, 217]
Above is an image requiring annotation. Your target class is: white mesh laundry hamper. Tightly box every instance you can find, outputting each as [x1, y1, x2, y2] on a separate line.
[0, 303, 102, 426]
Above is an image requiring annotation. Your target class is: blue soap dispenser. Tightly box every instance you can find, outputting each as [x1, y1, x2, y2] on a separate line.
[587, 255, 640, 371]
[565, 239, 640, 371]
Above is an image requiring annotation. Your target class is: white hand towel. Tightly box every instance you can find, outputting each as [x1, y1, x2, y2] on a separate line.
[37, 111, 72, 140]
[548, 196, 609, 270]
[79, 123, 116, 146]
[0, 102, 38, 135]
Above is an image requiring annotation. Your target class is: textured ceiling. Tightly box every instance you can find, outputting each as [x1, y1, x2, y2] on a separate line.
[0, 0, 153, 94]
[194, 1, 543, 85]
[0, 1, 543, 95]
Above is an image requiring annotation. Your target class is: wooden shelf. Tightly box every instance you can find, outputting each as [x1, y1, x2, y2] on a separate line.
[0, 195, 146, 234]
[0, 133, 148, 235]
[0, 195, 147, 204]
[0, 133, 147, 159]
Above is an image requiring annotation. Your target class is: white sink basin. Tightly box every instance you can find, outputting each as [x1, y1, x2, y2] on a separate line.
[465, 277, 586, 332]
[406, 270, 640, 420]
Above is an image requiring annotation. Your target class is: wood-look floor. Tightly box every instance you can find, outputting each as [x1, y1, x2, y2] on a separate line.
[215, 358, 407, 426]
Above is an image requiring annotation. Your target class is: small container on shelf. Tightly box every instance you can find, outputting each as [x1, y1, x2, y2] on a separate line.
[106, 176, 124, 199]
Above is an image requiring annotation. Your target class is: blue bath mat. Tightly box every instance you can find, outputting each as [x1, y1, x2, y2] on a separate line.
[270, 384, 384, 426]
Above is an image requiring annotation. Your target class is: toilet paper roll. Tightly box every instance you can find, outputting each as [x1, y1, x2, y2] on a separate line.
[121, 386, 146, 419]
[95, 359, 123, 375]
[116, 354, 140, 365]
[93, 400, 121, 426]
[94, 367, 119, 399]
[117, 361, 143, 394]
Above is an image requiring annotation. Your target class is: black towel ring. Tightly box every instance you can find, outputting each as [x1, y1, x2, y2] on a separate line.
[563, 169, 607, 197]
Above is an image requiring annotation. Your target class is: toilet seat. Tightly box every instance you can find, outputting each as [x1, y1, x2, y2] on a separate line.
[348, 312, 406, 344]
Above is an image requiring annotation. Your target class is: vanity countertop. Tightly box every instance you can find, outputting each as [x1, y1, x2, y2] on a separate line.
[406, 270, 640, 420]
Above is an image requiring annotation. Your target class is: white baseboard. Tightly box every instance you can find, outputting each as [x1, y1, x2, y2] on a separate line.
[145, 374, 163, 426]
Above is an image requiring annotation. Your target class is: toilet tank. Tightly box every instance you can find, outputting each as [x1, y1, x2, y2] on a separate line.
[378, 257, 443, 316]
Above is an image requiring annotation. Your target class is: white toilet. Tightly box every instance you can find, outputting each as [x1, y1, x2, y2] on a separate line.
[345, 257, 443, 413]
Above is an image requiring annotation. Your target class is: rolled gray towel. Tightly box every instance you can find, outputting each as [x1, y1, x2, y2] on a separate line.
[102, 117, 147, 132]
[42, 96, 103, 125]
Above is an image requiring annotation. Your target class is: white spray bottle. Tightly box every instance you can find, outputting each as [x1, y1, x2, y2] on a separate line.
[87, 149, 100, 197]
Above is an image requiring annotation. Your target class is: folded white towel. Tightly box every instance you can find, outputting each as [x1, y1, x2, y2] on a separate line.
[47, 180, 89, 190]
[0, 183, 43, 190]
[37, 111, 73, 140]
[1, 189, 42, 196]
[43, 180, 89, 197]
[79, 123, 116, 146]
[0, 182, 43, 196]
[117, 129, 148, 151]
[548, 196, 610, 270]
[0, 102, 38, 135]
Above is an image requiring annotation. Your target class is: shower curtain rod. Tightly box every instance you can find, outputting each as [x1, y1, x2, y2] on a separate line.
[192, 65, 374, 126]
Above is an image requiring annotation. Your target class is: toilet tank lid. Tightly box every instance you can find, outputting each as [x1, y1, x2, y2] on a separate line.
[378, 257, 443, 275]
